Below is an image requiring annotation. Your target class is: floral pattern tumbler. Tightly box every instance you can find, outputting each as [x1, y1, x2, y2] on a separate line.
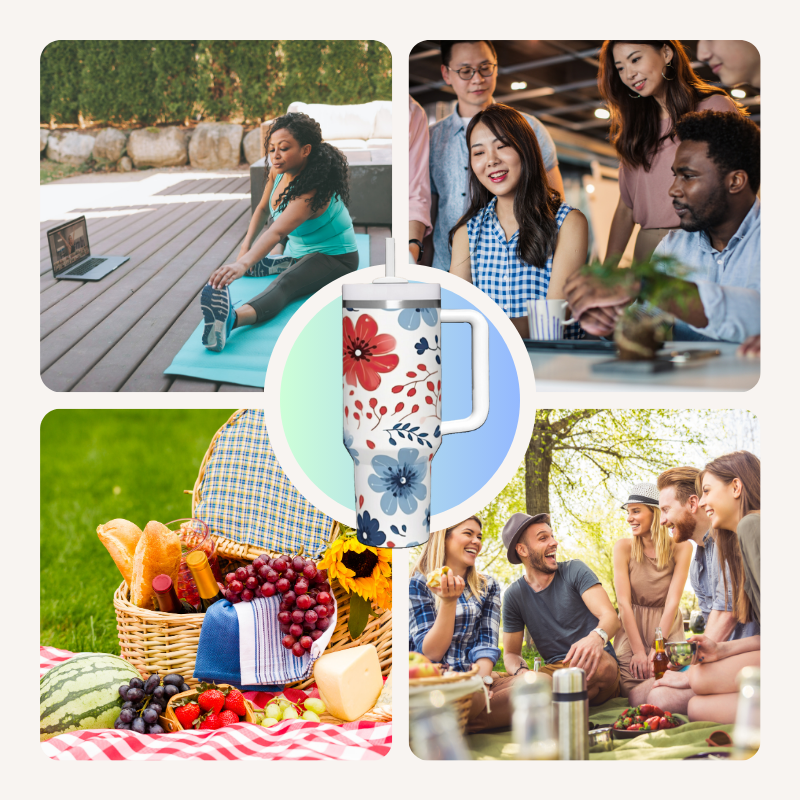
[343, 244, 489, 548]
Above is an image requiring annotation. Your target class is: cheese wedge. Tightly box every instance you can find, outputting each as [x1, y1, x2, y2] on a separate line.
[313, 644, 383, 722]
[426, 566, 450, 588]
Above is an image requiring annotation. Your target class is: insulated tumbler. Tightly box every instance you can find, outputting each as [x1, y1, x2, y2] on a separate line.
[552, 667, 590, 760]
[342, 241, 489, 548]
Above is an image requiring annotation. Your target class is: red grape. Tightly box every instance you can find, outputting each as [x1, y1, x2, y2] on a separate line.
[294, 580, 309, 595]
[300, 635, 313, 650]
[314, 604, 328, 618]
[296, 594, 313, 611]
[291, 610, 305, 625]
[245, 576, 259, 590]
[266, 569, 279, 584]
[291, 642, 306, 658]
[279, 600, 292, 613]
[304, 610, 318, 625]
[289, 623, 304, 638]
[230, 580, 244, 594]
[273, 559, 288, 574]
[235, 567, 248, 582]
[310, 629, 325, 641]
[302, 564, 318, 581]
[282, 634, 296, 650]
[316, 592, 332, 605]
[280, 622, 292, 634]
[245, 565, 256, 578]
[276, 577, 291, 593]
[277, 610, 291, 625]
[225, 572, 236, 585]
[253, 556, 267, 569]
[258, 565, 270, 580]
[225, 590, 238, 602]
[326, 603, 335, 616]
[316, 617, 331, 631]
[262, 582, 277, 597]
[242, 589, 254, 602]
[254, 585, 263, 597]
[284, 568, 297, 582]
[283, 590, 297, 606]
[313, 570, 328, 585]
[317, 582, 331, 593]
[292, 556, 306, 572]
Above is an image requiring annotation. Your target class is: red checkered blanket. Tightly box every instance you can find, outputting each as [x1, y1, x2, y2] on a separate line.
[40, 647, 391, 761]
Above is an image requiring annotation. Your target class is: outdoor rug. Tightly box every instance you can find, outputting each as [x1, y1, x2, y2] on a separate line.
[164, 233, 370, 388]
[465, 697, 734, 760]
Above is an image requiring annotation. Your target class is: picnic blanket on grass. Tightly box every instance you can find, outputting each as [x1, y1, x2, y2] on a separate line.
[465, 696, 733, 761]
[164, 233, 369, 387]
[40, 646, 391, 761]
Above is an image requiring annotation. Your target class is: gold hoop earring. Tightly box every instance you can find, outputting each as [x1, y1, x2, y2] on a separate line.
[662, 62, 675, 81]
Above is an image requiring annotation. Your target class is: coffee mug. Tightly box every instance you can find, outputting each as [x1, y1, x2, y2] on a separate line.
[527, 299, 575, 340]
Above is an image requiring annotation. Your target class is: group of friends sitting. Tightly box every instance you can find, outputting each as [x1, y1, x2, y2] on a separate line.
[409, 451, 761, 734]
[409, 40, 761, 351]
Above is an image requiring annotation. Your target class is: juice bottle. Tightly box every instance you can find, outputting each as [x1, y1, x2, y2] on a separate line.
[653, 627, 669, 680]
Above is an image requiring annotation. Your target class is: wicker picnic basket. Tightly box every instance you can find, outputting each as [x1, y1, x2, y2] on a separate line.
[113, 410, 393, 695]
[408, 664, 481, 733]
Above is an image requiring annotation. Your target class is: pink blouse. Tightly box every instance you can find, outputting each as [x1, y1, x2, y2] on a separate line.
[619, 94, 739, 229]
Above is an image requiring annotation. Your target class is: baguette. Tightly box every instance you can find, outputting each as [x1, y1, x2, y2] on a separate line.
[96, 518, 143, 586]
[130, 521, 182, 609]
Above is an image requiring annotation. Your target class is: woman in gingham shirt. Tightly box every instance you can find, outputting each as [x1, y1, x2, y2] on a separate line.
[409, 517, 519, 732]
[449, 104, 588, 339]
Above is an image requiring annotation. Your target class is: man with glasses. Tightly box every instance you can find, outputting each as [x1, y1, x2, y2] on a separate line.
[427, 41, 563, 270]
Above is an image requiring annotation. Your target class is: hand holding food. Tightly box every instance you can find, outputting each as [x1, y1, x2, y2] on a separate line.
[426, 566, 450, 588]
[687, 634, 720, 664]
[430, 570, 465, 602]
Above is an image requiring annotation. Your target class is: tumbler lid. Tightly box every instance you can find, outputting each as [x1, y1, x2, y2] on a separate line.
[552, 667, 587, 694]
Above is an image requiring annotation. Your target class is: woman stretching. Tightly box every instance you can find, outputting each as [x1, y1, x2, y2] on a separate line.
[613, 482, 691, 706]
[448, 104, 588, 339]
[688, 451, 761, 723]
[409, 518, 515, 733]
[598, 40, 741, 263]
[200, 112, 358, 351]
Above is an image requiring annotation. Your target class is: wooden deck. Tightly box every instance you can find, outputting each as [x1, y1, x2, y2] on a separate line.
[40, 175, 391, 392]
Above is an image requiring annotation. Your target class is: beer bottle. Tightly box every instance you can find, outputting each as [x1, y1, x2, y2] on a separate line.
[652, 626, 669, 680]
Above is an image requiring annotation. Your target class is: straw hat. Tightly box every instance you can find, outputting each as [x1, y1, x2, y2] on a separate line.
[621, 482, 660, 510]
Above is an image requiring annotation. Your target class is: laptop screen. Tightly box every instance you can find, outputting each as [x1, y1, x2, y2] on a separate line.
[49, 217, 91, 274]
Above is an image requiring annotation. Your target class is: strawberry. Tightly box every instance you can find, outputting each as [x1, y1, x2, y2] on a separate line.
[198, 689, 225, 714]
[218, 710, 240, 727]
[174, 702, 201, 729]
[198, 712, 223, 730]
[224, 689, 247, 717]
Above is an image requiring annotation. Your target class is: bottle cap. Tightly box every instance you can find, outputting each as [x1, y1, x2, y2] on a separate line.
[186, 550, 218, 598]
[151, 574, 174, 594]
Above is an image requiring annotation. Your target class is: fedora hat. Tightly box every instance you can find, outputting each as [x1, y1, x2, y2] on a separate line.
[621, 482, 660, 510]
[502, 512, 550, 565]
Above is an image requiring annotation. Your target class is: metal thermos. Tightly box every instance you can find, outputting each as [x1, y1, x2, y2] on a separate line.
[552, 667, 589, 760]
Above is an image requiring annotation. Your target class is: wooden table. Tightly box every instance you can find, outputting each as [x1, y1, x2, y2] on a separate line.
[40, 173, 390, 392]
[527, 342, 759, 392]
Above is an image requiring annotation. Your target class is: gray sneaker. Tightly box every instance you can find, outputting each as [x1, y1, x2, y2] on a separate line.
[246, 254, 294, 277]
[200, 284, 234, 352]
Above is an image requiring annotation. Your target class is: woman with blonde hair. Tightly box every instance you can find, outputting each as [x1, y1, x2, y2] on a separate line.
[688, 451, 761, 723]
[409, 517, 516, 732]
[613, 482, 692, 705]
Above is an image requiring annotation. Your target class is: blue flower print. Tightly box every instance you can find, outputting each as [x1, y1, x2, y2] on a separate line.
[343, 432, 359, 465]
[424, 506, 431, 530]
[399, 307, 438, 331]
[368, 447, 428, 515]
[356, 511, 386, 546]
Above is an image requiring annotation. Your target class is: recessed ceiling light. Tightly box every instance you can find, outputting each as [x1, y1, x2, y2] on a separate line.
[594, 108, 610, 119]
[510, 81, 527, 91]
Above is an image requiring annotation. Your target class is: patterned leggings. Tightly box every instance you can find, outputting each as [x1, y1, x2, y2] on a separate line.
[246, 249, 359, 324]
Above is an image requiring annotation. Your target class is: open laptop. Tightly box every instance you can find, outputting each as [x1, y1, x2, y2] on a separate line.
[47, 216, 129, 281]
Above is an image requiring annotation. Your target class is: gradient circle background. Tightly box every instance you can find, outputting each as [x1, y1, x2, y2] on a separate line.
[279, 287, 521, 522]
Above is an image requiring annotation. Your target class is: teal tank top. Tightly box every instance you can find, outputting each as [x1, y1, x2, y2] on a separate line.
[270, 173, 357, 257]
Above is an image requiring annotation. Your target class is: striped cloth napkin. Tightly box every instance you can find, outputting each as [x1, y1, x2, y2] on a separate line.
[236, 594, 337, 685]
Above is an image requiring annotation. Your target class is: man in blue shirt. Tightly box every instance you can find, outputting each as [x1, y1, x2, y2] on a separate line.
[634, 466, 759, 714]
[428, 41, 563, 270]
[564, 111, 760, 343]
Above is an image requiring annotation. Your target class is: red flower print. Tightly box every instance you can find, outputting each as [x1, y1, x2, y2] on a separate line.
[343, 314, 399, 391]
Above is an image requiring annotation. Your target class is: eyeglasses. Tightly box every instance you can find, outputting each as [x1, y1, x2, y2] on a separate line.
[446, 63, 497, 81]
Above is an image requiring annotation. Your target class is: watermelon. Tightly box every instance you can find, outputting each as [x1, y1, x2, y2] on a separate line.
[40, 653, 141, 740]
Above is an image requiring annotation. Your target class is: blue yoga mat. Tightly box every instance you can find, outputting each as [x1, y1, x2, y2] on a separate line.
[164, 235, 370, 387]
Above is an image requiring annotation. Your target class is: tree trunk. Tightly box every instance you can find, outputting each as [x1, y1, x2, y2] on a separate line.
[525, 419, 552, 515]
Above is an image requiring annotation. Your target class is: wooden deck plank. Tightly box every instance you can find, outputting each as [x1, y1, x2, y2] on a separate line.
[72, 201, 250, 392]
[202, 178, 232, 194]
[230, 176, 250, 193]
[40, 200, 233, 382]
[177, 178, 217, 195]
[41, 204, 197, 303]
[154, 180, 194, 196]
[369, 227, 392, 266]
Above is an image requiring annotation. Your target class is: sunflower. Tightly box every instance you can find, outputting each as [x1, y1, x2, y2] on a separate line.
[318, 531, 392, 611]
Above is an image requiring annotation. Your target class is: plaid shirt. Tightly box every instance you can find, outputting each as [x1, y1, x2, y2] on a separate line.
[467, 198, 580, 336]
[409, 571, 501, 672]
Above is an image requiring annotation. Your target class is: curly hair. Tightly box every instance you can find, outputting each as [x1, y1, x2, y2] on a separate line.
[265, 112, 351, 215]
[676, 110, 761, 193]
[598, 40, 740, 171]
[449, 104, 562, 268]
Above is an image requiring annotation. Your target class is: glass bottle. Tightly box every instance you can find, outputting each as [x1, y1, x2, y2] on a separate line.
[653, 626, 669, 680]
[186, 550, 223, 612]
[732, 666, 760, 759]
[410, 701, 471, 760]
[152, 574, 196, 614]
[512, 670, 558, 760]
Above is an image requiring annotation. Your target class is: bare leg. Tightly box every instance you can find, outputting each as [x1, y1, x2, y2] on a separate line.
[646, 686, 695, 716]
[688, 692, 739, 723]
[627, 678, 655, 707]
[234, 304, 257, 328]
[689, 651, 760, 696]
[587, 652, 620, 705]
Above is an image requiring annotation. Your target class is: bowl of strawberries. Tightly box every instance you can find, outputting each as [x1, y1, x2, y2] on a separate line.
[163, 683, 256, 732]
[610, 704, 685, 739]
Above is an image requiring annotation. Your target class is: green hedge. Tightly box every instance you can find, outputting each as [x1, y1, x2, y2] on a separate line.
[40, 40, 392, 126]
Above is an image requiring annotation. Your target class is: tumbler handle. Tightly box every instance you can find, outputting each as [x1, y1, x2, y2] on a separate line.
[440, 308, 490, 436]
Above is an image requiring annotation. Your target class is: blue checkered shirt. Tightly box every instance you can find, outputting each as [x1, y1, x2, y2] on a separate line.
[466, 197, 581, 336]
[429, 105, 558, 271]
[409, 571, 501, 672]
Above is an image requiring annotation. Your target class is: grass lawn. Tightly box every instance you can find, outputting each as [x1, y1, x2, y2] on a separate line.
[495, 641, 541, 673]
[40, 409, 236, 655]
[40, 158, 86, 184]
